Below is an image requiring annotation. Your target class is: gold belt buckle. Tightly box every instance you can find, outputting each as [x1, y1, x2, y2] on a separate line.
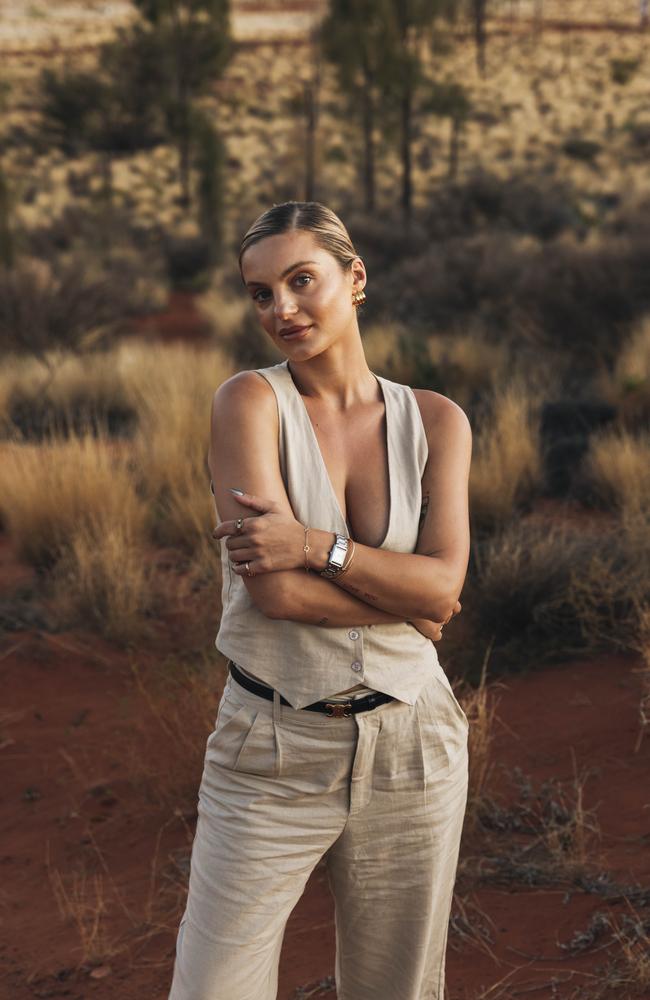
[325, 702, 353, 718]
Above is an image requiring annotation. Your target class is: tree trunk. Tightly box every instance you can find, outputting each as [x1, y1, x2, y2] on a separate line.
[473, 0, 487, 76]
[178, 123, 191, 209]
[361, 80, 376, 214]
[304, 81, 317, 202]
[0, 167, 14, 269]
[448, 116, 461, 180]
[400, 88, 412, 227]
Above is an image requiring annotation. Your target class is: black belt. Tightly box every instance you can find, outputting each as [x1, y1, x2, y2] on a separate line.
[228, 661, 395, 718]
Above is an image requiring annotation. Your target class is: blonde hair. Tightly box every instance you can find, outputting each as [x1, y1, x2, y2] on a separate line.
[238, 201, 359, 279]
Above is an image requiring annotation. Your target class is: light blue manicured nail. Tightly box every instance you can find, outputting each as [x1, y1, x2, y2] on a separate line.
[228, 488, 245, 495]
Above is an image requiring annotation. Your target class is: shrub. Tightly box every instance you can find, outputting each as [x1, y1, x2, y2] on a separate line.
[579, 428, 650, 515]
[163, 234, 215, 292]
[561, 136, 601, 164]
[470, 382, 544, 533]
[0, 258, 129, 367]
[609, 57, 640, 85]
[1, 348, 138, 442]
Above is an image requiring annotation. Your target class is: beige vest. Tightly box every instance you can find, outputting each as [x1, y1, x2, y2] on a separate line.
[214, 359, 444, 710]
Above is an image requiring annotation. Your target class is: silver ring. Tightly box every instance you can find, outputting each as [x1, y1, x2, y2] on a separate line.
[245, 561, 253, 577]
[235, 517, 244, 534]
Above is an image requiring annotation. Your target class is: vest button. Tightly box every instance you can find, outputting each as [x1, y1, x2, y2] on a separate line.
[351, 661, 362, 672]
[348, 629, 360, 640]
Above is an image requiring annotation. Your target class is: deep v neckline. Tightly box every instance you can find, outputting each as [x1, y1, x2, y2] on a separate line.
[283, 360, 394, 548]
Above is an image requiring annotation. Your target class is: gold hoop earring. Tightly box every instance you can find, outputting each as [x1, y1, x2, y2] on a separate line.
[352, 289, 366, 307]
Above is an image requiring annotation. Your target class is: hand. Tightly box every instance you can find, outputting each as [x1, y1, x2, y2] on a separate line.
[408, 600, 461, 642]
[211, 490, 304, 576]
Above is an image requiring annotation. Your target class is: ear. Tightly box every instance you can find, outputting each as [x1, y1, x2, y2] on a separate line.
[351, 256, 366, 291]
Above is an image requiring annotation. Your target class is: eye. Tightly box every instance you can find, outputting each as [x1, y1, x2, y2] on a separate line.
[294, 273, 312, 287]
[251, 273, 313, 304]
[252, 288, 271, 303]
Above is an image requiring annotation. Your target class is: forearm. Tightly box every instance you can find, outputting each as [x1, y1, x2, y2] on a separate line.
[271, 567, 408, 627]
[304, 529, 459, 623]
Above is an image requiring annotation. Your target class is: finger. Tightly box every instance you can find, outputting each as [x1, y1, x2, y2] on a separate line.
[212, 521, 236, 539]
[228, 545, 255, 562]
[232, 559, 266, 576]
[224, 535, 249, 552]
[227, 490, 275, 514]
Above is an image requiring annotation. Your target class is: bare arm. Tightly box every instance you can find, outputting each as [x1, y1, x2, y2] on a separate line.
[278, 391, 472, 623]
[209, 371, 411, 627]
[213, 373, 471, 624]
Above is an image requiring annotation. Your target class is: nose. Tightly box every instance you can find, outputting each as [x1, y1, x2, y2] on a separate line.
[273, 289, 299, 321]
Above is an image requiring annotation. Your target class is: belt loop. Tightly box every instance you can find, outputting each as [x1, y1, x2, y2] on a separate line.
[272, 686, 282, 724]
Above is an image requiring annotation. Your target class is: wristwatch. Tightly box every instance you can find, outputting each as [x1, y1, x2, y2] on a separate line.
[320, 533, 349, 579]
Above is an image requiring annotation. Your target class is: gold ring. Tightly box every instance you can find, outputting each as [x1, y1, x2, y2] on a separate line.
[235, 517, 244, 534]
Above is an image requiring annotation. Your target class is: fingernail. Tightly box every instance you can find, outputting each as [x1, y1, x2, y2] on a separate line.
[228, 488, 245, 495]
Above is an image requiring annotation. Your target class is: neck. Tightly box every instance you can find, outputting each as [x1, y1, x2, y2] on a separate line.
[286, 341, 379, 410]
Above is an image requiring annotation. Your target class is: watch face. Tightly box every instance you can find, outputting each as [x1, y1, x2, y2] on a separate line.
[329, 535, 348, 569]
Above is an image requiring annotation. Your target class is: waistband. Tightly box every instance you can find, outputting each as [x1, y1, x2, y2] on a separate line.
[228, 661, 395, 719]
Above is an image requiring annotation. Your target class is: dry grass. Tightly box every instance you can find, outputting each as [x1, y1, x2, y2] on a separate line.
[0, 431, 149, 569]
[466, 753, 603, 888]
[0, 340, 234, 638]
[469, 381, 544, 532]
[122, 338, 234, 552]
[0, 345, 136, 438]
[120, 654, 227, 810]
[599, 315, 650, 429]
[49, 517, 158, 645]
[563, 901, 650, 1000]
[566, 504, 650, 658]
[580, 426, 650, 515]
[426, 331, 509, 411]
[456, 645, 503, 832]
[45, 815, 188, 974]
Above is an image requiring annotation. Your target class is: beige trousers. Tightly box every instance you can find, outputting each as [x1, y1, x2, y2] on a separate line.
[168, 667, 469, 1000]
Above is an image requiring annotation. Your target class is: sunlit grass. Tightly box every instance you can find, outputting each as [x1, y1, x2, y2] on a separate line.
[581, 426, 650, 514]
[469, 381, 544, 532]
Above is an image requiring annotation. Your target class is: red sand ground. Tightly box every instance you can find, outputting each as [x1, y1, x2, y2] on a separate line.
[1, 522, 650, 1000]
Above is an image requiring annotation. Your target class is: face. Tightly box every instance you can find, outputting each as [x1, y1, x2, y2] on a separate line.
[240, 229, 366, 356]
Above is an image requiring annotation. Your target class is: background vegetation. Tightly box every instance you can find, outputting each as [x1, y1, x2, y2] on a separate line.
[1, 2, 649, 994]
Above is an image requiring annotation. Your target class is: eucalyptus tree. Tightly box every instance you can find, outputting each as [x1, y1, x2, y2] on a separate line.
[131, 0, 232, 208]
[379, 0, 458, 225]
[321, 0, 394, 213]
[470, 0, 488, 76]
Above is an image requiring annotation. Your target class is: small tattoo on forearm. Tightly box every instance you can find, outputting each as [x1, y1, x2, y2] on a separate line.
[317, 616, 329, 625]
[363, 592, 378, 602]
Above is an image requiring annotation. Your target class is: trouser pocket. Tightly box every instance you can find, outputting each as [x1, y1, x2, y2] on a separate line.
[204, 690, 280, 778]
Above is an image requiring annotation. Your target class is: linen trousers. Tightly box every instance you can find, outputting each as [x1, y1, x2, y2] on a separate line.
[168, 665, 469, 1000]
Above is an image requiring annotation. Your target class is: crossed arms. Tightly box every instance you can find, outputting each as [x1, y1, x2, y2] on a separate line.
[208, 372, 472, 628]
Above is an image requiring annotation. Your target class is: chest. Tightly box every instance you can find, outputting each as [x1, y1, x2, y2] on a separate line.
[301, 396, 391, 550]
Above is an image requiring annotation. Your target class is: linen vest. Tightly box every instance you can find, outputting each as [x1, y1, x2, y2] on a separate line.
[214, 358, 445, 710]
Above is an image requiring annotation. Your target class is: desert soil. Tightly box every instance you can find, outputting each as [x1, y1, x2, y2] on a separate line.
[1, 518, 649, 999]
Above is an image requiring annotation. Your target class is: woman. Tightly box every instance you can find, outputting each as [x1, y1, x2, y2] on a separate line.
[168, 201, 472, 1000]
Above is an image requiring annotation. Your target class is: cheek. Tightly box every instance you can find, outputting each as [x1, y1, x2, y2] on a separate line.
[316, 282, 349, 318]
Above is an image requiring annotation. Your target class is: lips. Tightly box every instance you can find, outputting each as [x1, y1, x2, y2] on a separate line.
[279, 324, 312, 340]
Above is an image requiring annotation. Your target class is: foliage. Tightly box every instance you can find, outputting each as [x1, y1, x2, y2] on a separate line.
[609, 57, 641, 86]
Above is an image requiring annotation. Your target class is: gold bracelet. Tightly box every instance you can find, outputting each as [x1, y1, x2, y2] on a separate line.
[335, 538, 356, 578]
[303, 525, 311, 572]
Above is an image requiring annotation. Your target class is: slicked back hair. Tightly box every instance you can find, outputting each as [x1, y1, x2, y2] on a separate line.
[238, 201, 359, 280]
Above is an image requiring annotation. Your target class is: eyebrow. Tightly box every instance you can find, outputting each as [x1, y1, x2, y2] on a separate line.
[245, 260, 319, 288]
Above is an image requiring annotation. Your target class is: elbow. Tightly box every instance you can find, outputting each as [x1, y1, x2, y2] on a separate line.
[427, 592, 460, 624]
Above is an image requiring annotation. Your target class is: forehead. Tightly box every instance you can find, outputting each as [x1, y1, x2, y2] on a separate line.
[241, 230, 330, 282]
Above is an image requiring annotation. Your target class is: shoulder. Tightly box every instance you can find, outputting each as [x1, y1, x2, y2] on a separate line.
[212, 369, 279, 423]
[210, 370, 280, 444]
[410, 387, 472, 446]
